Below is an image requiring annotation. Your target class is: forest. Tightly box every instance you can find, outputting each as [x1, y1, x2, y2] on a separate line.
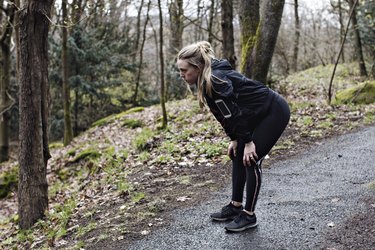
[0, 0, 374, 248]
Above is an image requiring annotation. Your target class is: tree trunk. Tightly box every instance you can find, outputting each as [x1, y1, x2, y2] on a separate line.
[62, 0, 73, 145]
[207, 0, 215, 44]
[338, 0, 345, 63]
[348, 0, 367, 77]
[239, 0, 259, 78]
[131, 0, 145, 105]
[292, 0, 300, 72]
[240, 0, 285, 83]
[157, 0, 167, 129]
[0, 1, 15, 162]
[133, 0, 151, 106]
[166, 0, 184, 100]
[18, 0, 53, 229]
[71, 0, 83, 135]
[221, 0, 236, 69]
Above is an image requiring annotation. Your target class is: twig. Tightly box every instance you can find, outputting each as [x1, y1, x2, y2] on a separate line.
[327, 0, 359, 105]
[0, 91, 16, 116]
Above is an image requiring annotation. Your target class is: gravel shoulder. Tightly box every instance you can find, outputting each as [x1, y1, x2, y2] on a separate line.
[114, 125, 375, 250]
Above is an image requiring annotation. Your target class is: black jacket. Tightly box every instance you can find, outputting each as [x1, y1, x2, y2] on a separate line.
[204, 59, 275, 143]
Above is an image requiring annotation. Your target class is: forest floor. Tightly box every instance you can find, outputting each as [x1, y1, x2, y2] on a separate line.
[0, 63, 375, 249]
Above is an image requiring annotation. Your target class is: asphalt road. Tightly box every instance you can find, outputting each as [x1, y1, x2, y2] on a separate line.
[125, 125, 375, 250]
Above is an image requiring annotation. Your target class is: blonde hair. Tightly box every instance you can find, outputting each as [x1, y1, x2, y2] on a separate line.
[177, 41, 215, 106]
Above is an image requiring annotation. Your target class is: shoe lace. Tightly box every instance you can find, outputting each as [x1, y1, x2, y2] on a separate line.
[221, 204, 233, 216]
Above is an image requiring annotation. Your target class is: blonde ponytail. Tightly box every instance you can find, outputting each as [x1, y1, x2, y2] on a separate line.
[177, 41, 215, 106]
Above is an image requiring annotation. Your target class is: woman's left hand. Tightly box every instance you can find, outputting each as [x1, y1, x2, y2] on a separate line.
[243, 141, 258, 166]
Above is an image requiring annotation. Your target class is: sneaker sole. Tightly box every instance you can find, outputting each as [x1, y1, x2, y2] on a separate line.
[210, 215, 237, 221]
[224, 222, 258, 232]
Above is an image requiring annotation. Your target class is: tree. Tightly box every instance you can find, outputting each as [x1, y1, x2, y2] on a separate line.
[131, 0, 145, 106]
[292, 0, 300, 72]
[62, 0, 73, 145]
[158, 0, 167, 129]
[18, 0, 53, 229]
[221, 0, 236, 69]
[0, 0, 15, 162]
[348, 0, 367, 77]
[207, 0, 215, 44]
[239, 0, 285, 83]
[133, 0, 151, 106]
[166, 0, 185, 100]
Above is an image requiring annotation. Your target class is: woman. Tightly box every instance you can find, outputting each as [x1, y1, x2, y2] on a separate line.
[176, 41, 290, 232]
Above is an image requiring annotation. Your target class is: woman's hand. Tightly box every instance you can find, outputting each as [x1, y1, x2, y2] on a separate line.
[228, 140, 238, 159]
[243, 141, 258, 166]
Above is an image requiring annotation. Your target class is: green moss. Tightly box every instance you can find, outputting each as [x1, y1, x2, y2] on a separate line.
[67, 148, 77, 156]
[122, 119, 143, 129]
[71, 148, 101, 163]
[49, 142, 64, 149]
[334, 81, 375, 105]
[91, 115, 115, 127]
[125, 106, 144, 114]
[115, 107, 145, 120]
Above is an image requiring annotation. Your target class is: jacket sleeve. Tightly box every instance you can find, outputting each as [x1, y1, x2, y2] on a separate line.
[210, 73, 254, 143]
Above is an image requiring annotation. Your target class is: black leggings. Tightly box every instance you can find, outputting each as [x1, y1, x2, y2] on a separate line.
[231, 93, 290, 212]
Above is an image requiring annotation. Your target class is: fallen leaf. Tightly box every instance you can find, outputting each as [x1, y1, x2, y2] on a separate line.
[141, 230, 150, 235]
[177, 196, 191, 202]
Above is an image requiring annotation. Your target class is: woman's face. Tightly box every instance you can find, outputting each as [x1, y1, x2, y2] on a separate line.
[177, 59, 200, 85]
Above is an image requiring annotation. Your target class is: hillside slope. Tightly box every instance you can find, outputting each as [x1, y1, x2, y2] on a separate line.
[0, 64, 374, 249]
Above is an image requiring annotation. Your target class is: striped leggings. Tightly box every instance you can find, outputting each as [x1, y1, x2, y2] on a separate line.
[231, 93, 290, 212]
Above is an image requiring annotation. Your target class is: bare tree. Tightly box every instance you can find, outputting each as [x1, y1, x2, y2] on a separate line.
[292, 0, 300, 72]
[207, 0, 215, 44]
[132, 0, 151, 105]
[158, 0, 167, 128]
[0, 0, 16, 162]
[18, 0, 53, 229]
[221, 0, 236, 68]
[166, 0, 185, 100]
[328, 0, 359, 104]
[62, 0, 73, 145]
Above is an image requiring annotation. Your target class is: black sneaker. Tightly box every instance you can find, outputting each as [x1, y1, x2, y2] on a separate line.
[210, 202, 243, 221]
[224, 211, 257, 232]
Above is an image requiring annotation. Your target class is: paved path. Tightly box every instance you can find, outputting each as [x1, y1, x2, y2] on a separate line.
[125, 126, 375, 250]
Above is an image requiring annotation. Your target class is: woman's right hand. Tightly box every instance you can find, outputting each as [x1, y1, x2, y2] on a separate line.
[228, 140, 238, 159]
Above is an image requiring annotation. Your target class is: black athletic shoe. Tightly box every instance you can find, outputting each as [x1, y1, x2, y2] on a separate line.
[224, 211, 257, 232]
[210, 202, 243, 221]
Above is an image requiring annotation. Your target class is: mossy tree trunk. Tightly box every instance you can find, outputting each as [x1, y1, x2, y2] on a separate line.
[221, 0, 236, 69]
[18, 0, 53, 229]
[348, 0, 367, 77]
[239, 0, 285, 84]
[0, 0, 15, 162]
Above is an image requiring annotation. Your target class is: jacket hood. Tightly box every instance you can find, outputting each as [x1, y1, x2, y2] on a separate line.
[211, 59, 233, 71]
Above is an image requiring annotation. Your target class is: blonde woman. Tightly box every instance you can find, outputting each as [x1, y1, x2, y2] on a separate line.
[176, 41, 290, 232]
